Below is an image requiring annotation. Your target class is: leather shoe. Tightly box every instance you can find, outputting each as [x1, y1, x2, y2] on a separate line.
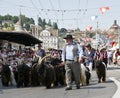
[65, 87, 72, 90]
[76, 86, 80, 89]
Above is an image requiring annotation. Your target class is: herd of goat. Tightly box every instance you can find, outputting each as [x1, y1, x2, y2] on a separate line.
[0, 55, 106, 89]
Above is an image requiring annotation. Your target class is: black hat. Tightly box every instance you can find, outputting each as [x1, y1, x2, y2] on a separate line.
[64, 34, 74, 39]
[37, 43, 42, 47]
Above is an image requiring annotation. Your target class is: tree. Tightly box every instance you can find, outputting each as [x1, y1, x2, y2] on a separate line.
[4, 14, 12, 20]
[76, 28, 80, 31]
[38, 17, 43, 26]
[20, 14, 34, 31]
[4, 23, 8, 28]
[20, 14, 26, 27]
[0, 15, 3, 24]
[48, 19, 52, 26]
[42, 19, 46, 29]
[89, 32, 95, 38]
[29, 18, 34, 24]
[38, 18, 47, 29]
[0, 14, 59, 31]
[53, 22, 58, 29]
[59, 28, 67, 37]
[23, 23, 30, 31]
[12, 16, 19, 23]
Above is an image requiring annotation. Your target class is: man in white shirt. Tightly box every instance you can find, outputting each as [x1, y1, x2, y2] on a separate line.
[61, 34, 83, 90]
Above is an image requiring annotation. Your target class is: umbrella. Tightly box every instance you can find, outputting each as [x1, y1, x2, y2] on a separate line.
[0, 31, 42, 46]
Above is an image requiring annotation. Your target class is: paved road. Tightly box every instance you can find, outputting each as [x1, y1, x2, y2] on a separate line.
[0, 65, 120, 98]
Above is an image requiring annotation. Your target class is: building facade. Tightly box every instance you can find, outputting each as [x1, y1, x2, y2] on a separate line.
[39, 29, 58, 50]
[31, 24, 43, 39]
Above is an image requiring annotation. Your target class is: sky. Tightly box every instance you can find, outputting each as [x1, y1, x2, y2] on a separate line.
[0, 0, 120, 31]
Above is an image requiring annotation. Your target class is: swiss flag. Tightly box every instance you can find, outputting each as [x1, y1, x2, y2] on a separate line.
[99, 6, 110, 14]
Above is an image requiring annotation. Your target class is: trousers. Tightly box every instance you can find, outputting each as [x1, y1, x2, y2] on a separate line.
[65, 60, 80, 87]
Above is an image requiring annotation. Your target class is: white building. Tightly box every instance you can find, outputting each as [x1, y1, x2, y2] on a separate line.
[39, 29, 58, 50]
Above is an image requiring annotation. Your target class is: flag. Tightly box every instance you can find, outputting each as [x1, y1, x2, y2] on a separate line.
[91, 15, 98, 21]
[86, 26, 93, 31]
[113, 35, 117, 39]
[107, 34, 112, 38]
[99, 6, 110, 14]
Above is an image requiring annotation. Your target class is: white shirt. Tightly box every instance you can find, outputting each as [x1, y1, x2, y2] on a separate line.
[62, 42, 83, 62]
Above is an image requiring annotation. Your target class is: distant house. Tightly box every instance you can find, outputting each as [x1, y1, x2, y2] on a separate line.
[14, 21, 23, 31]
[31, 24, 43, 39]
[107, 20, 120, 34]
[39, 28, 59, 50]
[107, 20, 120, 48]
[2, 20, 13, 26]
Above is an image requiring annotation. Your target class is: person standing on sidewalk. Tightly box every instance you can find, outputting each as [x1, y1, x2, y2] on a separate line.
[61, 34, 83, 90]
[84, 44, 95, 72]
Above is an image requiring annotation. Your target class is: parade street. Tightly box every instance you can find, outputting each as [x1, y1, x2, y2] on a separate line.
[0, 65, 120, 98]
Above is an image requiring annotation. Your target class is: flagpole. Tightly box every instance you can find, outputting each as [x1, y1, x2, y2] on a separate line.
[96, 21, 98, 49]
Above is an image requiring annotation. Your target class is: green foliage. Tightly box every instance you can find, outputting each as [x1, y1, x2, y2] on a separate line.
[89, 32, 95, 38]
[20, 14, 35, 30]
[53, 22, 58, 29]
[0, 14, 35, 31]
[38, 17, 58, 29]
[4, 14, 12, 20]
[4, 23, 8, 28]
[0, 15, 3, 24]
[38, 17, 43, 27]
[0, 14, 59, 31]
[48, 19, 52, 26]
[38, 17, 46, 29]
[42, 19, 46, 29]
[76, 28, 80, 31]
[12, 16, 19, 23]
